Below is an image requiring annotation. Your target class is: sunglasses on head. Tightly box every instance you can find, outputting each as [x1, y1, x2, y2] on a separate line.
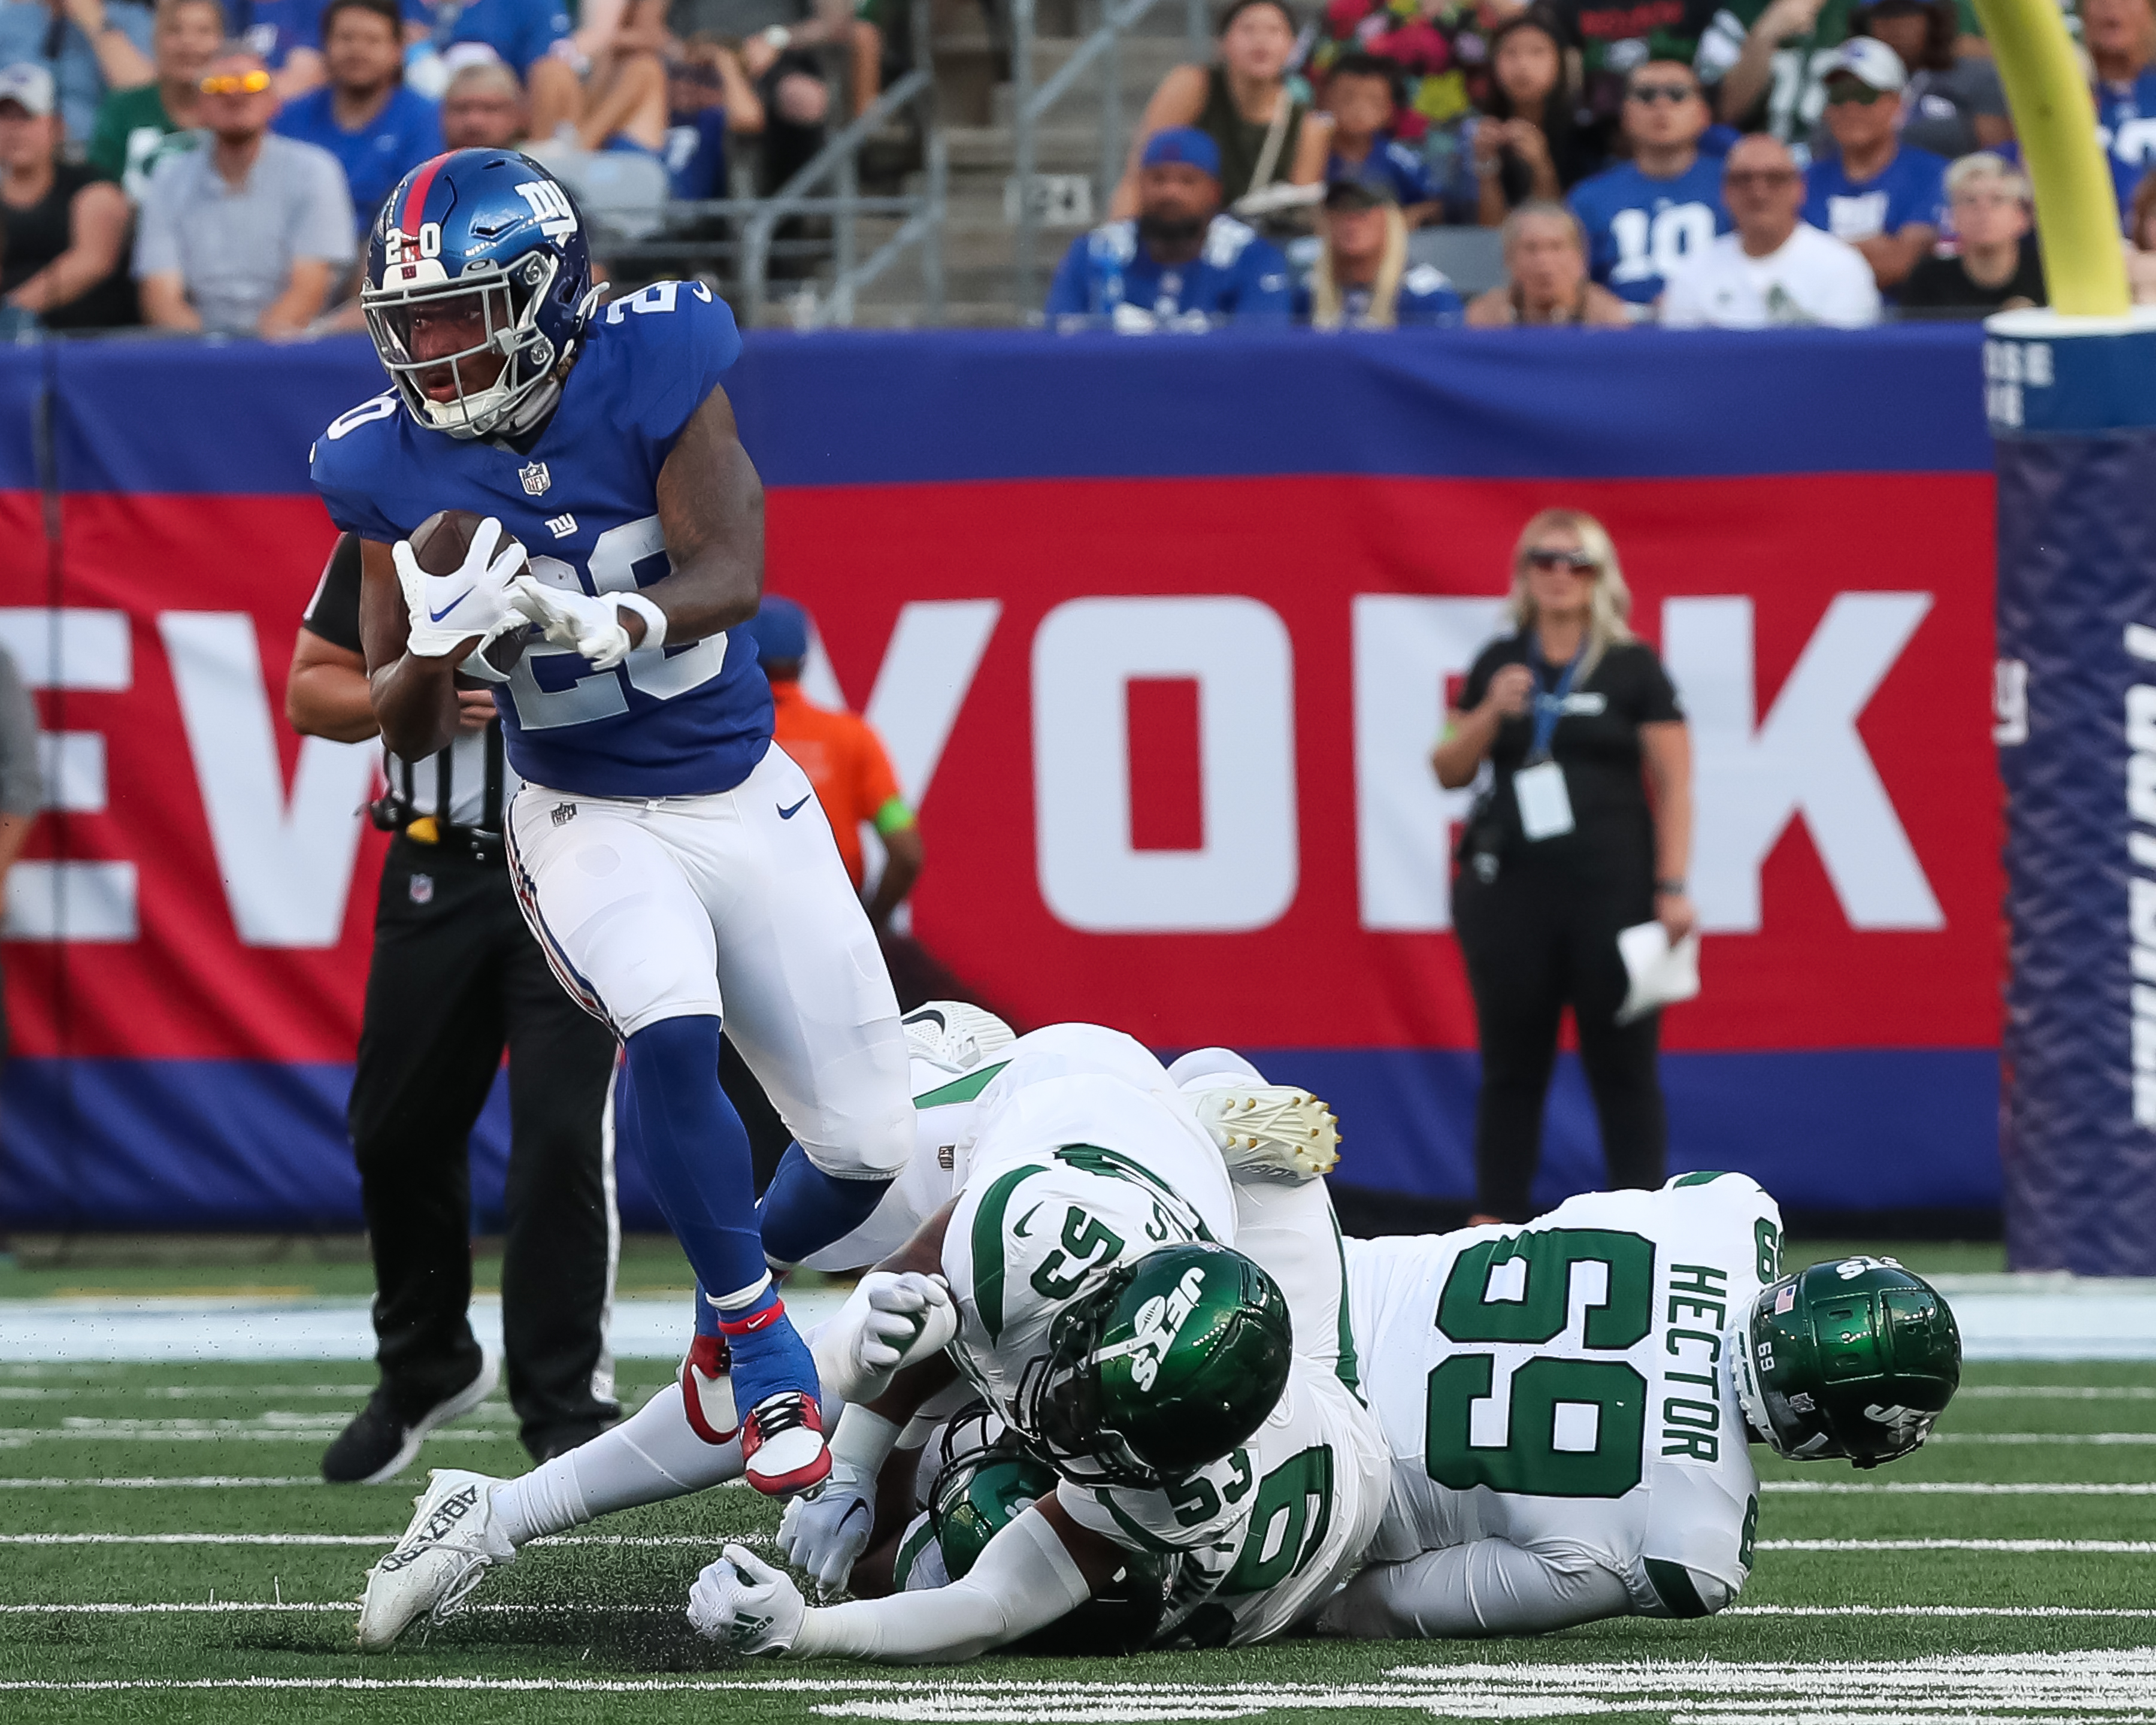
[1525, 548, 1597, 572]
[1826, 80, 1888, 104]
[200, 68, 271, 94]
[1627, 81, 1697, 103]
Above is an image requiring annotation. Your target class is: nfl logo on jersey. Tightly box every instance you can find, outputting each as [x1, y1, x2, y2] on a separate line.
[519, 461, 552, 497]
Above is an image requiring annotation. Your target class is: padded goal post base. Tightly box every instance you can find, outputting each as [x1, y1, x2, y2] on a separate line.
[1991, 308, 2156, 1274]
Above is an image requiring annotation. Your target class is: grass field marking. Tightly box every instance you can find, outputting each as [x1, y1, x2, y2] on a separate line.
[35, 1411, 517, 1432]
[0, 1532, 773, 1548]
[0, 1476, 325, 1488]
[0, 1385, 380, 1400]
[1756, 1538, 2156, 1552]
[0, 1426, 507, 1443]
[1925, 1432, 2156, 1444]
[1722, 1605, 2156, 1617]
[1959, 1385, 2156, 1400]
[1760, 1481, 2156, 1494]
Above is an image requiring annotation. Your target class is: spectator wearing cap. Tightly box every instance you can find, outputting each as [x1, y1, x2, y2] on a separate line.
[1898, 150, 2043, 316]
[1046, 126, 1293, 331]
[1114, 0, 1331, 226]
[2089, 0, 2156, 226]
[89, 0, 217, 199]
[134, 41, 356, 334]
[1567, 60, 1729, 318]
[1465, 199, 1630, 326]
[438, 57, 522, 146]
[1323, 52, 1440, 226]
[1661, 132, 1879, 325]
[1297, 178, 1459, 327]
[0, 61, 135, 325]
[747, 596, 923, 930]
[274, 0, 441, 237]
[1842, 0, 2006, 160]
[1801, 36, 1945, 294]
[0, 0, 153, 141]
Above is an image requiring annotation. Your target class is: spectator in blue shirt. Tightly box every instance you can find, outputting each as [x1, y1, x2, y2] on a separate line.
[0, 0, 153, 140]
[228, 0, 324, 97]
[1322, 52, 1440, 226]
[2088, 0, 2156, 224]
[1295, 178, 1459, 328]
[399, 0, 576, 140]
[1801, 36, 1946, 295]
[661, 36, 759, 199]
[275, 0, 437, 234]
[1045, 125, 1292, 331]
[1567, 60, 1728, 317]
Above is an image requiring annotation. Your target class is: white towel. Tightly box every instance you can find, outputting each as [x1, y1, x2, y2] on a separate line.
[1616, 921, 1701, 1027]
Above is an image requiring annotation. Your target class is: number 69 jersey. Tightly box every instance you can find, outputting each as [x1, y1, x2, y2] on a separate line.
[310, 281, 774, 803]
[1347, 1173, 1785, 1618]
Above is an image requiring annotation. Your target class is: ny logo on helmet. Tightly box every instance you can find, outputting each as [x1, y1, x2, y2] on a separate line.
[1101, 1265, 1207, 1392]
[514, 180, 579, 242]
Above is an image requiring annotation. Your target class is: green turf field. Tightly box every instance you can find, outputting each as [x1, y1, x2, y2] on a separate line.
[1, 1350, 2149, 1725]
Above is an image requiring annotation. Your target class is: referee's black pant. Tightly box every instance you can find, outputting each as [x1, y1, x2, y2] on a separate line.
[1454, 858, 1668, 1224]
[350, 835, 623, 1460]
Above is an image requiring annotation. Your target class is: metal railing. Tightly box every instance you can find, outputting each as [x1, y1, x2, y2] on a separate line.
[1010, 0, 1209, 308]
[601, 0, 945, 326]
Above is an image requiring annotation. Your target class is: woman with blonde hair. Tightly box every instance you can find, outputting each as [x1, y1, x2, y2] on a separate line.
[1433, 508, 1695, 1224]
[1301, 180, 1462, 328]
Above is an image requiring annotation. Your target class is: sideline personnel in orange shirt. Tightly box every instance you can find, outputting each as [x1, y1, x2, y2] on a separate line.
[746, 597, 924, 928]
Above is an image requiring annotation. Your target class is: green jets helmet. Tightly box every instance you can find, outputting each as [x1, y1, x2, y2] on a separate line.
[895, 1406, 1171, 1655]
[1020, 1242, 1293, 1488]
[1730, 1257, 1961, 1467]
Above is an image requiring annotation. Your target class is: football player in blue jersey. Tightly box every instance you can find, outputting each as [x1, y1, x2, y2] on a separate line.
[1567, 61, 1730, 315]
[1043, 127, 1292, 331]
[311, 148, 915, 1509]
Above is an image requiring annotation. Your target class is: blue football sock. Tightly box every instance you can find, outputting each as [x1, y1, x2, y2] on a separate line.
[758, 1143, 894, 1268]
[620, 1016, 767, 1310]
[714, 1281, 820, 1415]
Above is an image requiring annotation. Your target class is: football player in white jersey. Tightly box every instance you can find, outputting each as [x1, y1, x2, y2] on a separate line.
[1318, 1175, 1962, 1637]
[352, 1010, 1342, 1650]
[686, 1041, 1389, 1662]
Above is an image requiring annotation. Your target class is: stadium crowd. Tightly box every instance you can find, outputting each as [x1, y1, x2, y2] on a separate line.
[0, 0, 2150, 329]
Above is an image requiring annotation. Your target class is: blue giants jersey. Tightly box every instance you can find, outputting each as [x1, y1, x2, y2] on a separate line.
[2098, 71, 2156, 228]
[310, 280, 774, 801]
[1802, 144, 1948, 244]
[1044, 216, 1292, 329]
[1567, 157, 1730, 308]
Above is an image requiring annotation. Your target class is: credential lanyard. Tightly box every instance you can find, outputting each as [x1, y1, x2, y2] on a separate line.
[1527, 640, 1585, 764]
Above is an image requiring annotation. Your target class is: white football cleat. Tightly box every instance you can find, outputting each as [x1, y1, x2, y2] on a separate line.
[1191, 1086, 1342, 1182]
[356, 1468, 517, 1651]
[901, 1000, 1015, 1070]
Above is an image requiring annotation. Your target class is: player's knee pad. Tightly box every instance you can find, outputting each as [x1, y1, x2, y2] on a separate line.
[1646, 1560, 1736, 1619]
[792, 1044, 916, 1181]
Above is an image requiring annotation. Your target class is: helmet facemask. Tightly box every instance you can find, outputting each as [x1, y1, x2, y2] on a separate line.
[363, 249, 565, 440]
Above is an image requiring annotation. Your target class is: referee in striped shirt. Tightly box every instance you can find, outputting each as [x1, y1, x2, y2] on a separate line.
[289, 533, 622, 1483]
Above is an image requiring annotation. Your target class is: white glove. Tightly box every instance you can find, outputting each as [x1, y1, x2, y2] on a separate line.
[776, 1453, 877, 1600]
[510, 576, 634, 671]
[810, 1271, 956, 1405]
[394, 516, 527, 658]
[686, 1543, 804, 1655]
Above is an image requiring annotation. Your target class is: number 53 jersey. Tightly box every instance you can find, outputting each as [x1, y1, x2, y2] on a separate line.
[1346, 1172, 1785, 1618]
[310, 282, 774, 801]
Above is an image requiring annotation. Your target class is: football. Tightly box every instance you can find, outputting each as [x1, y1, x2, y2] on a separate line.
[408, 508, 531, 679]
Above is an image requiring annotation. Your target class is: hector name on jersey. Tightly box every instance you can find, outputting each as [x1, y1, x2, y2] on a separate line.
[310, 280, 774, 800]
[1346, 1173, 1782, 1616]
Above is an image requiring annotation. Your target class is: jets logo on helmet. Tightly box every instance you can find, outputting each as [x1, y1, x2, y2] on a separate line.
[1097, 1263, 1209, 1392]
[360, 149, 599, 441]
[1728, 1257, 1961, 1468]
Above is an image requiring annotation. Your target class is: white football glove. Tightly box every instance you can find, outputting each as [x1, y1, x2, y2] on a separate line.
[776, 1452, 877, 1600]
[686, 1544, 804, 1655]
[393, 516, 528, 659]
[510, 577, 634, 670]
[809, 1270, 956, 1405]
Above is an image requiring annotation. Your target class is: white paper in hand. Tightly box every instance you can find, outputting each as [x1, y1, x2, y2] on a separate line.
[1616, 921, 1700, 1027]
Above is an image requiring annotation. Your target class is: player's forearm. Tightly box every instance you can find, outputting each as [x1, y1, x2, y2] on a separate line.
[288, 662, 381, 743]
[646, 388, 765, 646]
[864, 824, 921, 927]
[788, 1509, 1091, 1663]
[370, 658, 463, 760]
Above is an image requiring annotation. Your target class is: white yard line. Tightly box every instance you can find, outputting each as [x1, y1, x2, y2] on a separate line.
[1757, 1539, 2156, 1553]
[0, 1533, 767, 1548]
[1760, 1481, 2156, 1494]
[0, 1477, 326, 1488]
[1927, 1432, 2156, 1444]
[0, 1386, 380, 1400]
[1959, 1386, 2156, 1399]
[0, 1427, 508, 1443]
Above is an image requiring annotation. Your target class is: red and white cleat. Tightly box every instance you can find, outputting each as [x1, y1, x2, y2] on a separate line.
[680, 1333, 740, 1445]
[740, 1391, 831, 1497]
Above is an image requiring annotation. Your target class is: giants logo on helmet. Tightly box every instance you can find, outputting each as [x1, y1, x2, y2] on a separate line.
[514, 180, 579, 241]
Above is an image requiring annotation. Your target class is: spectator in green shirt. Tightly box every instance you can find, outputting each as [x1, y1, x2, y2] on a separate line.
[88, 0, 218, 198]
[1696, 0, 1856, 140]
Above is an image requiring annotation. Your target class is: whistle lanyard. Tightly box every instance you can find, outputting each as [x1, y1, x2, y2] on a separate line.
[1527, 640, 1585, 763]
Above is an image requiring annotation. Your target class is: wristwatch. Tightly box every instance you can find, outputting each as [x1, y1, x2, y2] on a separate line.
[1655, 878, 1686, 896]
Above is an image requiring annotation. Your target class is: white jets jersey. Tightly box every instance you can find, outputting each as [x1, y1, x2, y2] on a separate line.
[1347, 1173, 1783, 1618]
[1056, 1361, 1388, 1648]
[803, 1022, 1176, 1273]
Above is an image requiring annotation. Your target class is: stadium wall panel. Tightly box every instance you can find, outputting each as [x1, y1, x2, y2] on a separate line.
[0, 328, 2001, 1228]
